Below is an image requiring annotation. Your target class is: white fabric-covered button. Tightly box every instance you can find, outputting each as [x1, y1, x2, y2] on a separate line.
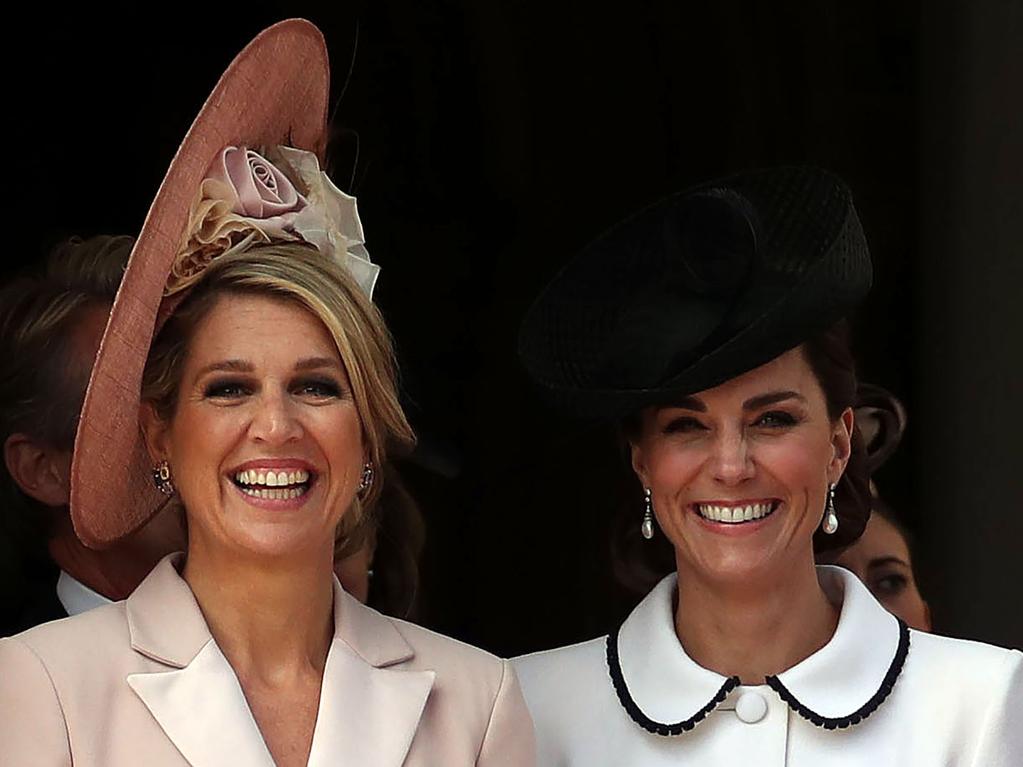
[735, 691, 768, 724]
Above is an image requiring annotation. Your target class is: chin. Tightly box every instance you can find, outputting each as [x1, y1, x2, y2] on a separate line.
[676, 535, 783, 585]
[214, 513, 335, 562]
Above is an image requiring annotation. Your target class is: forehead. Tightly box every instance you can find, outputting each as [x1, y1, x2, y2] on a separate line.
[659, 347, 824, 409]
[851, 512, 911, 561]
[187, 293, 340, 364]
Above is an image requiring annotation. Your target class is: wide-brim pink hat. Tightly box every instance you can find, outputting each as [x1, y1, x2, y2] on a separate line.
[70, 19, 331, 548]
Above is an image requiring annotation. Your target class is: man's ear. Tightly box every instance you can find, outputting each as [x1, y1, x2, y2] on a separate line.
[4, 433, 72, 507]
[139, 402, 170, 465]
[829, 406, 855, 481]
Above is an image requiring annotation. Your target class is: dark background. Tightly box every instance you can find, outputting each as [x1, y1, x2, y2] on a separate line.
[7, 0, 1021, 652]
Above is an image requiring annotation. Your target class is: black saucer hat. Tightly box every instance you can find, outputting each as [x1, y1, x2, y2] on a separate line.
[519, 166, 872, 419]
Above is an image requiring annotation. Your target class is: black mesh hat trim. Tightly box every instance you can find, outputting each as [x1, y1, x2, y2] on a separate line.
[605, 626, 741, 736]
[764, 619, 911, 730]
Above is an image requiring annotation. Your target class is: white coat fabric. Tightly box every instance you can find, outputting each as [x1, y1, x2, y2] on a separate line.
[514, 566, 1022, 766]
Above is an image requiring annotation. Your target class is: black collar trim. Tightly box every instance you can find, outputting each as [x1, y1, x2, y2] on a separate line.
[764, 618, 911, 730]
[605, 618, 910, 736]
[605, 626, 741, 736]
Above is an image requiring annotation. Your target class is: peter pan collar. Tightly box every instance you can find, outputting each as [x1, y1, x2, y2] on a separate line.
[607, 565, 909, 734]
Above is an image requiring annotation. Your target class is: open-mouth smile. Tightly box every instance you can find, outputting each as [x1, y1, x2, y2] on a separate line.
[693, 500, 780, 525]
[229, 462, 317, 504]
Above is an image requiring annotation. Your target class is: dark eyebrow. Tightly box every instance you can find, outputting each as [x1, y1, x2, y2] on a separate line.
[193, 359, 254, 381]
[867, 556, 910, 570]
[662, 396, 707, 413]
[294, 357, 343, 372]
[742, 390, 806, 411]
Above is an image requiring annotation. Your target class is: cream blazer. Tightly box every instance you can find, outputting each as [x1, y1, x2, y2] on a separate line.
[515, 567, 1022, 766]
[0, 556, 535, 766]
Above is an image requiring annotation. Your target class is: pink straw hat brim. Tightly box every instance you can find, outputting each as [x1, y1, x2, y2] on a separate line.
[70, 19, 330, 548]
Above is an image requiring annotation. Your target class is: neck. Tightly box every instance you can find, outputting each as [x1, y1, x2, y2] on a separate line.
[673, 554, 838, 685]
[48, 516, 154, 601]
[183, 538, 335, 685]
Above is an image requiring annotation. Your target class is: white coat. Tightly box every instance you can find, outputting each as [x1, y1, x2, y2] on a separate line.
[514, 566, 1021, 766]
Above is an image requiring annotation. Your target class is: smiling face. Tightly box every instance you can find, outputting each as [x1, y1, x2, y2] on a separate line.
[142, 293, 365, 562]
[630, 347, 853, 587]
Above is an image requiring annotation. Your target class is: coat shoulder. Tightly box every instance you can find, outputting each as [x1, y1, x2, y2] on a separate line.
[513, 636, 610, 719]
[907, 630, 1022, 680]
[389, 616, 506, 682]
[6, 601, 129, 666]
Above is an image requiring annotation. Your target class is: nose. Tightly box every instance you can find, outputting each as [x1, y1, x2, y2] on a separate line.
[248, 387, 304, 445]
[709, 427, 754, 485]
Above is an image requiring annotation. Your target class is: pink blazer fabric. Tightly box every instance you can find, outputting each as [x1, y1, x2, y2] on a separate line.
[0, 556, 536, 766]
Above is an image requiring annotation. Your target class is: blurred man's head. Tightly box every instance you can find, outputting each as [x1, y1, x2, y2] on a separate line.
[1, 236, 185, 620]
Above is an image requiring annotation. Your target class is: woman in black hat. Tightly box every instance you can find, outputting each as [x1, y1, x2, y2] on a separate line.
[512, 167, 1021, 766]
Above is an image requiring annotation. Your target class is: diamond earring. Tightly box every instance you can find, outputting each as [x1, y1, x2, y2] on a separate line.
[641, 488, 655, 540]
[358, 462, 374, 494]
[822, 482, 838, 534]
[152, 460, 175, 496]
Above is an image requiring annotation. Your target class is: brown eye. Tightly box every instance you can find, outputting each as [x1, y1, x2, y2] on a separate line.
[293, 377, 343, 399]
[664, 416, 706, 434]
[873, 574, 908, 596]
[204, 379, 251, 399]
[755, 411, 797, 428]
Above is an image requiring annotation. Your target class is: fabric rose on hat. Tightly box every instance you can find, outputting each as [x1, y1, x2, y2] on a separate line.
[170, 147, 308, 294]
[169, 145, 378, 297]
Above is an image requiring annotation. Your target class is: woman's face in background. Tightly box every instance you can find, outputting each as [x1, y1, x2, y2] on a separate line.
[824, 510, 931, 630]
[630, 347, 853, 588]
[143, 293, 365, 563]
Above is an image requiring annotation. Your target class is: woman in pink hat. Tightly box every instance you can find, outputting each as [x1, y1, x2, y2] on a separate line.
[0, 20, 534, 767]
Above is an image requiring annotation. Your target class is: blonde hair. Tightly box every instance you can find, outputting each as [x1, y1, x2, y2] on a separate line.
[141, 243, 413, 549]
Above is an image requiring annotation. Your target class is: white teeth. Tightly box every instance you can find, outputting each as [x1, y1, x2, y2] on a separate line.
[235, 468, 312, 487]
[697, 502, 776, 524]
[239, 485, 307, 500]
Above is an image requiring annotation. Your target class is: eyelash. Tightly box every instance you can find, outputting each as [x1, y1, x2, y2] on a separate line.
[204, 380, 250, 399]
[874, 574, 908, 596]
[294, 378, 343, 398]
[755, 411, 798, 428]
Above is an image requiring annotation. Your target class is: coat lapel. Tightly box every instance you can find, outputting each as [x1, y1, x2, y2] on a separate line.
[124, 555, 275, 766]
[306, 640, 435, 767]
[307, 584, 435, 767]
[125, 555, 436, 767]
[127, 640, 276, 767]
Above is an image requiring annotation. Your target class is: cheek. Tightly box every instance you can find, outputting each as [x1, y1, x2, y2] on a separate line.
[167, 407, 246, 486]
[754, 432, 831, 490]
[644, 442, 701, 489]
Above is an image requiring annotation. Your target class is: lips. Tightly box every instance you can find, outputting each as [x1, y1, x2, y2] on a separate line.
[694, 500, 780, 525]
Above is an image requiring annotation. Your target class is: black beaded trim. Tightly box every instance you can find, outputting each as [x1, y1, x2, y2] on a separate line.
[765, 618, 910, 730]
[605, 626, 741, 736]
